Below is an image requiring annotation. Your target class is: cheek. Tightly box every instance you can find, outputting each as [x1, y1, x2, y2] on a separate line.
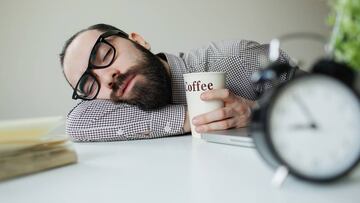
[111, 54, 138, 74]
[115, 48, 142, 68]
[96, 87, 112, 99]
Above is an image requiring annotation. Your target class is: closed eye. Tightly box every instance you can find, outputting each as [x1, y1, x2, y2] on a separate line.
[103, 49, 112, 62]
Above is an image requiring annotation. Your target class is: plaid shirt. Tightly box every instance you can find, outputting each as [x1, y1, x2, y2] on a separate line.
[66, 40, 291, 142]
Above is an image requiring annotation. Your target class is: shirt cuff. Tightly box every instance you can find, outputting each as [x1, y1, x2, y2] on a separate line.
[150, 104, 186, 137]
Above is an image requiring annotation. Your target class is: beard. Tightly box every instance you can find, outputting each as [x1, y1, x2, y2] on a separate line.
[110, 42, 172, 110]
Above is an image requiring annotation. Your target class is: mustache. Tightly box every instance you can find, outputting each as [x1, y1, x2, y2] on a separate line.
[111, 65, 143, 93]
[112, 73, 130, 92]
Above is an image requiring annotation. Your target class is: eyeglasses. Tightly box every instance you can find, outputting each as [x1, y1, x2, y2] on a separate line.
[72, 30, 128, 100]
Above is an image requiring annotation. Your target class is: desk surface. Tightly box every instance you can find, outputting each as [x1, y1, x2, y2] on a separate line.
[0, 135, 359, 203]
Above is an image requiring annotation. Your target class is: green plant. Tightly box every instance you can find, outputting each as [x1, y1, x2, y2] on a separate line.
[329, 0, 360, 71]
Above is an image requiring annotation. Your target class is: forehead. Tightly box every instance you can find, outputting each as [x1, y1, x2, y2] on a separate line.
[63, 29, 102, 86]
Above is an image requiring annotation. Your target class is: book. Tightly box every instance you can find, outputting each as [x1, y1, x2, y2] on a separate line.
[0, 116, 77, 181]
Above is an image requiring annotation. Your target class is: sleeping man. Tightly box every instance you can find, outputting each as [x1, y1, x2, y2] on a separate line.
[59, 23, 296, 142]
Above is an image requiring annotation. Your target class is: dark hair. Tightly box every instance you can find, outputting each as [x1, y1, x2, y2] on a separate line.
[59, 23, 129, 68]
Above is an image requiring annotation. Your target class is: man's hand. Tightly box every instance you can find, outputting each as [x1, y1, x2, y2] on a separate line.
[191, 89, 255, 133]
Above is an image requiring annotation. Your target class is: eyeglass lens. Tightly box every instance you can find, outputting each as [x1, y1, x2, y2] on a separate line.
[76, 74, 100, 99]
[90, 42, 115, 67]
[76, 41, 115, 99]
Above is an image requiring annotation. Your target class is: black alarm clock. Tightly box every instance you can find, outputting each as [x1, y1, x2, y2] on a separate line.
[250, 33, 360, 183]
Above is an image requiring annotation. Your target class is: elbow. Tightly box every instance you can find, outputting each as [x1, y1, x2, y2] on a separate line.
[65, 110, 93, 142]
[65, 117, 89, 142]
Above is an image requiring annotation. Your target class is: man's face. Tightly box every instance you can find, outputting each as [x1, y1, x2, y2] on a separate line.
[63, 30, 172, 110]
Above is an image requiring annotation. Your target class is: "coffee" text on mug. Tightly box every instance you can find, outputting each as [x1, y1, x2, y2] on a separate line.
[185, 81, 214, 92]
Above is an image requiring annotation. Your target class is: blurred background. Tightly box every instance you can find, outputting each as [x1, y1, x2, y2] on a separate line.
[0, 0, 330, 119]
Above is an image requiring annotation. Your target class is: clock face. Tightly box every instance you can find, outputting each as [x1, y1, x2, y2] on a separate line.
[269, 75, 360, 180]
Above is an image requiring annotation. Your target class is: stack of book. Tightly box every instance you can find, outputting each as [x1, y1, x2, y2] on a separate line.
[0, 116, 77, 181]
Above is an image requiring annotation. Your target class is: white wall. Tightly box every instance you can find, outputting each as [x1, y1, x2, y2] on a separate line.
[0, 0, 330, 120]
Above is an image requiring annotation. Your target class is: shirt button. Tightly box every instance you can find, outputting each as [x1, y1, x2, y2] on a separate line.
[164, 122, 171, 133]
[117, 129, 124, 135]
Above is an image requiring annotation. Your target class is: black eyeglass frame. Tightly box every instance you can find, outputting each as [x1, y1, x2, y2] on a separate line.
[72, 30, 129, 100]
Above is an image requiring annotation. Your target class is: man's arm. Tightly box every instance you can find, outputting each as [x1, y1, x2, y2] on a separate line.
[182, 40, 297, 133]
[66, 100, 186, 142]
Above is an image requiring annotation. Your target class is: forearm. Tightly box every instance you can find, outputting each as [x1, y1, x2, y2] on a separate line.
[66, 100, 187, 142]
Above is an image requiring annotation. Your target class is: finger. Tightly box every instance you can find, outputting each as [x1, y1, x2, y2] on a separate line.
[192, 107, 234, 126]
[201, 89, 236, 102]
[195, 118, 237, 133]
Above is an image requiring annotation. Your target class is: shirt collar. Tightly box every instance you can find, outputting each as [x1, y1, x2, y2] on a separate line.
[157, 52, 187, 104]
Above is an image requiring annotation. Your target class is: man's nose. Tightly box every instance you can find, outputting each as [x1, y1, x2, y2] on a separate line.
[95, 68, 120, 89]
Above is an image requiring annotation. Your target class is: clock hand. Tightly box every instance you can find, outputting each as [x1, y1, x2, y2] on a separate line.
[290, 123, 318, 130]
[292, 94, 318, 129]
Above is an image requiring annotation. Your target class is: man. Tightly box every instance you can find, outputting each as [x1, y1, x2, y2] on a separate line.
[60, 23, 294, 142]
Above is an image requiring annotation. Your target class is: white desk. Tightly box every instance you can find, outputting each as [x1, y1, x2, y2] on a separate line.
[0, 135, 359, 203]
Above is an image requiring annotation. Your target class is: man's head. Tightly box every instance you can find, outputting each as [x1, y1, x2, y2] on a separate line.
[60, 24, 172, 110]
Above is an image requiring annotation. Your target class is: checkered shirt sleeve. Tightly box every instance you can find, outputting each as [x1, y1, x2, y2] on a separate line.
[66, 100, 185, 142]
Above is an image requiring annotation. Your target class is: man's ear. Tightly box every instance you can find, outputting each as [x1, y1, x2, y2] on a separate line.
[129, 32, 151, 50]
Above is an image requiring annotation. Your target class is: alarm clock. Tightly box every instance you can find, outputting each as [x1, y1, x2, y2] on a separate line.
[250, 33, 360, 183]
